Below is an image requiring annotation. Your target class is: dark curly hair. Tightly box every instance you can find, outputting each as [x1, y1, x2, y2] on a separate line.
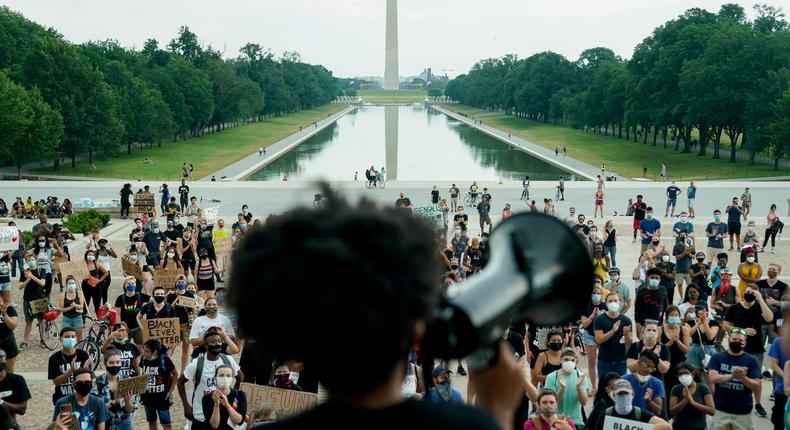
[229, 184, 440, 396]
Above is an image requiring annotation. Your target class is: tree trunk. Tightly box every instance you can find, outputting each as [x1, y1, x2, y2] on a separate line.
[618, 123, 623, 139]
[127, 142, 132, 155]
[652, 128, 658, 146]
[633, 126, 638, 142]
[16, 165, 21, 181]
[775, 156, 780, 170]
[663, 127, 668, 148]
[643, 127, 649, 144]
[626, 127, 630, 140]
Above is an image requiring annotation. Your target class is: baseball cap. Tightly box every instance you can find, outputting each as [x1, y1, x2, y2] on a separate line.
[432, 365, 452, 378]
[612, 379, 633, 395]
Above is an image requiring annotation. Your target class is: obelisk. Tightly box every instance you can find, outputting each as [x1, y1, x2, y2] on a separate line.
[384, 0, 399, 90]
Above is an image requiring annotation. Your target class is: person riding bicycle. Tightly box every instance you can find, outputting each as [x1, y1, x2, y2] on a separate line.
[469, 181, 479, 205]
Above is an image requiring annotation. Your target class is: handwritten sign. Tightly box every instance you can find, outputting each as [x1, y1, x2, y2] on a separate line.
[142, 317, 181, 347]
[117, 374, 149, 396]
[133, 192, 155, 218]
[214, 236, 232, 270]
[57, 261, 90, 283]
[153, 267, 178, 289]
[176, 295, 196, 308]
[202, 206, 219, 224]
[0, 227, 20, 252]
[534, 326, 562, 349]
[240, 383, 318, 418]
[28, 298, 50, 314]
[122, 258, 142, 279]
[603, 415, 653, 430]
[413, 205, 444, 229]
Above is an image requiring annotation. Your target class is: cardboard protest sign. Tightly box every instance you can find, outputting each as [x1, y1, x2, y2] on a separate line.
[0, 227, 20, 253]
[153, 267, 178, 289]
[413, 205, 444, 229]
[176, 295, 196, 308]
[214, 236, 232, 270]
[133, 192, 156, 217]
[141, 317, 181, 347]
[534, 326, 562, 349]
[57, 261, 91, 283]
[28, 298, 50, 314]
[122, 258, 142, 279]
[203, 206, 219, 224]
[117, 374, 149, 396]
[603, 415, 654, 430]
[240, 383, 318, 418]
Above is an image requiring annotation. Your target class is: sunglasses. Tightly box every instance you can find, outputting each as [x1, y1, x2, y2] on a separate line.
[730, 327, 748, 336]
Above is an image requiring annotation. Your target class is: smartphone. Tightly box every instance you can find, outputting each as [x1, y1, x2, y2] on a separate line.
[59, 404, 72, 415]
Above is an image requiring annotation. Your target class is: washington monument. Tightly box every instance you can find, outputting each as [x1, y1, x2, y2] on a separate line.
[384, 0, 399, 90]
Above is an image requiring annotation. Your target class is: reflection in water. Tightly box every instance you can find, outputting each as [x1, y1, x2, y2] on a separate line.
[247, 106, 577, 181]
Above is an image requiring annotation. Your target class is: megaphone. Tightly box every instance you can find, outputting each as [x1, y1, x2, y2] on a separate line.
[423, 212, 593, 363]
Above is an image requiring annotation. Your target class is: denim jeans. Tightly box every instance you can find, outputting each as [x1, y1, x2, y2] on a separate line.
[10, 254, 24, 279]
[604, 245, 617, 268]
[597, 359, 626, 379]
[687, 343, 716, 369]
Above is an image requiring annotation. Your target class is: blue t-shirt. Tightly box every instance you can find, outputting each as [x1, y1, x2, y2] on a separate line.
[687, 186, 697, 199]
[593, 313, 632, 362]
[769, 338, 790, 395]
[672, 221, 694, 239]
[52, 395, 108, 430]
[639, 219, 661, 245]
[706, 351, 760, 414]
[423, 386, 465, 404]
[622, 373, 665, 411]
[727, 206, 742, 224]
[705, 222, 727, 248]
[666, 186, 681, 199]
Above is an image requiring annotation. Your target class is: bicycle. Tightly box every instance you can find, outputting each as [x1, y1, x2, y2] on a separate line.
[365, 177, 386, 189]
[463, 192, 478, 207]
[38, 306, 62, 351]
[76, 314, 113, 371]
[555, 186, 561, 201]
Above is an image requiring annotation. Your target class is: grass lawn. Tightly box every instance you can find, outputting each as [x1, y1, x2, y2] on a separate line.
[359, 89, 426, 103]
[38, 105, 345, 181]
[446, 105, 790, 180]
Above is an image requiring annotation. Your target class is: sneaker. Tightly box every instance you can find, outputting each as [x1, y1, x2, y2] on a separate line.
[18, 342, 27, 351]
[763, 370, 772, 379]
[770, 393, 776, 401]
[755, 403, 768, 418]
[771, 249, 776, 254]
[457, 365, 467, 376]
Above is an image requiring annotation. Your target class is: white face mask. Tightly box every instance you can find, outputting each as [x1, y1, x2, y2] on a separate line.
[167, 252, 175, 258]
[607, 302, 620, 313]
[86, 255, 95, 262]
[644, 331, 657, 342]
[746, 256, 755, 263]
[636, 373, 650, 383]
[129, 255, 138, 261]
[661, 255, 670, 262]
[561, 361, 576, 372]
[216, 376, 233, 389]
[680, 216, 688, 223]
[614, 394, 633, 415]
[678, 374, 694, 386]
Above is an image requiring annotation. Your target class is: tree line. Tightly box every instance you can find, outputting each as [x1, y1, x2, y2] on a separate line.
[445, 4, 790, 168]
[0, 7, 339, 174]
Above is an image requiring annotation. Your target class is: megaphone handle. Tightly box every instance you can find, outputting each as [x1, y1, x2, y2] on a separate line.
[465, 341, 501, 371]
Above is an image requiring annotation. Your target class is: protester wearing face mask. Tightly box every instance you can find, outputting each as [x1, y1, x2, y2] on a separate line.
[82, 250, 109, 317]
[586, 373, 621, 430]
[654, 252, 677, 304]
[113, 277, 151, 345]
[18, 253, 49, 351]
[178, 228, 198, 279]
[424, 365, 464, 404]
[543, 348, 589, 426]
[672, 230, 694, 300]
[688, 252, 710, 297]
[602, 221, 617, 267]
[623, 350, 665, 416]
[639, 207, 661, 255]
[48, 328, 91, 404]
[143, 222, 166, 268]
[668, 362, 714, 429]
[51, 368, 108, 430]
[168, 277, 196, 371]
[59, 275, 87, 341]
[533, 330, 565, 386]
[91, 349, 135, 429]
[0, 347, 29, 427]
[202, 364, 247, 430]
[740, 221, 760, 258]
[163, 220, 181, 244]
[673, 211, 694, 243]
[635, 269, 668, 335]
[677, 284, 706, 320]
[100, 322, 141, 379]
[196, 249, 221, 300]
[760, 264, 789, 338]
[592, 243, 610, 283]
[685, 303, 719, 371]
[139, 339, 178, 430]
[524, 389, 577, 430]
[160, 245, 182, 271]
[661, 306, 690, 393]
[189, 299, 236, 349]
[722, 284, 773, 418]
[711, 253, 737, 315]
[123, 247, 152, 295]
[736, 247, 762, 298]
[707, 328, 763, 426]
[627, 320, 671, 382]
[594, 294, 633, 378]
[705, 210, 727, 265]
[178, 331, 243, 428]
[269, 363, 303, 392]
[604, 268, 632, 315]
[138, 286, 177, 329]
[581, 285, 607, 387]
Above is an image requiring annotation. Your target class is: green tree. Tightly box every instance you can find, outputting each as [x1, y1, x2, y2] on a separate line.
[8, 88, 62, 178]
[0, 71, 31, 163]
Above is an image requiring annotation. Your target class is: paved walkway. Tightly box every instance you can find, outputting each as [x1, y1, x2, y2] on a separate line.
[432, 105, 600, 181]
[202, 105, 357, 181]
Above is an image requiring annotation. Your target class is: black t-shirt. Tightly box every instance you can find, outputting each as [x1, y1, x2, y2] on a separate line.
[141, 354, 176, 408]
[654, 262, 676, 289]
[689, 262, 710, 293]
[115, 293, 151, 330]
[669, 383, 711, 429]
[723, 304, 769, 353]
[757, 279, 789, 313]
[0, 306, 18, 338]
[506, 330, 526, 359]
[163, 228, 181, 242]
[453, 214, 468, 228]
[197, 226, 214, 251]
[202, 390, 248, 430]
[48, 349, 90, 403]
[689, 319, 719, 346]
[22, 269, 47, 301]
[477, 202, 491, 217]
[594, 407, 655, 430]
[259, 398, 499, 430]
[0, 373, 31, 413]
[431, 190, 440, 203]
[178, 185, 190, 199]
[633, 202, 647, 220]
[634, 286, 668, 324]
[593, 313, 632, 362]
[167, 293, 192, 325]
[120, 188, 133, 204]
[627, 341, 671, 381]
[108, 341, 140, 379]
[140, 302, 177, 320]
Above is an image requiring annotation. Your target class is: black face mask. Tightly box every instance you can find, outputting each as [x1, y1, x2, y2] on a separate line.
[0, 362, 6, 373]
[154, 296, 166, 304]
[697, 258, 705, 262]
[185, 291, 196, 298]
[74, 381, 93, 396]
[106, 366, 121, 376]
[548, 342, 563, 351]
[729, 342, 744, 353]
[451, 265, 459, 270]
[208, 345, 223, 355]
[744, 293, 755, 303]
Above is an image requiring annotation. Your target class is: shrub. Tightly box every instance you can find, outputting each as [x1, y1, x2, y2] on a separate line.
[63, 210, 110, 235]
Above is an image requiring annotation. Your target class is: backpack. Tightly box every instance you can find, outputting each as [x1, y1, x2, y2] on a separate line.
[605, 406, 642, 421]
[190, 353, 232, 406]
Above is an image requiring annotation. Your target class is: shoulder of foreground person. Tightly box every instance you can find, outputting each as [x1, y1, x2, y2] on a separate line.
[259, 399, 501, 430]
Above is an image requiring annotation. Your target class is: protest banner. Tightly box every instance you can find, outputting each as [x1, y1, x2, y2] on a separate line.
[28, 298, 50, 314]
[214, 236, 232, 270]
[57, 261, 91, 283]
[153, 267, 178, 289]
[603, 415, 654, 430]
[117, 374, 149, 396]
[133, 192, 156, 218]
[176, 295, 196, 309]
[413, 205, 444, 229]
[141, 317, 181, 347]
[240, 383, 318, 418]
[0, 227, 20, 253]
[203, 206, 219, 224]
[122, 258, 142, 279]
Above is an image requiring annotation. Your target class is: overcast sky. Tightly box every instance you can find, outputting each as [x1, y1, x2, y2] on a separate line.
[2, 0, 787, 78]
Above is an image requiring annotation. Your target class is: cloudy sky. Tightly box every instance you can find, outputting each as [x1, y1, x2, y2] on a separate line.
[1, 0, 785, 78]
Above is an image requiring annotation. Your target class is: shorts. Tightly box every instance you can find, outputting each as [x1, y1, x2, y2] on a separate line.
[480, 215, 491, 225]
[706, 247, 724, 261]
[144, 404, 172, 425]
[712, 410, 752, 430]
[581, 330, 597, 346]
[688, 198, 696, 208]
[728, 223, 741, 236]
[61, 314, 84, 331]
[633, 219, 642, 230]
[667, 198, 677, 207]
[0, 282, 10, 292]
[197, 277, 215, 291]
[675, 273, 691, 287]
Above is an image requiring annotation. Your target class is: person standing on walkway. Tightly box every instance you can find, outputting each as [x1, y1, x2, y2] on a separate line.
[768, 335, 789, 430]
[707, 328, 763, 427]
[119, 184, 133, 220]
[159, 184, 170, 216]
[178, 180, 190, 213]
[763, 204, 781, 253]
[431, 186, 440, 205]
[558, 176, 565, 201]
[594, 293, 633, 377]
[639, 207, 661, 256]
[705, 210, 727, 265]
[665, 182, 681, 218]
[632, 195, 647, 244]
[740, 188, 752, 220]
[687, 180, 697, 218]
[448, 184, 459, 212]
[726, 197, 744, 251]
[661, 162, 667, 180]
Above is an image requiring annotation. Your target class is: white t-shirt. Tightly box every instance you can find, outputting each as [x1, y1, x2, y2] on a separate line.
[189, 315, 235, 341]
[183, 354, 240, 421]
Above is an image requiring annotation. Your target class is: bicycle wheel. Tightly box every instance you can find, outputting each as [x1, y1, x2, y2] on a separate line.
[366, 180, 373, 189]
[39, 319, 61, 351]
[463, 195, 472, 206]
[76, 339, 101, 372]
[379, 180, 386, 189]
